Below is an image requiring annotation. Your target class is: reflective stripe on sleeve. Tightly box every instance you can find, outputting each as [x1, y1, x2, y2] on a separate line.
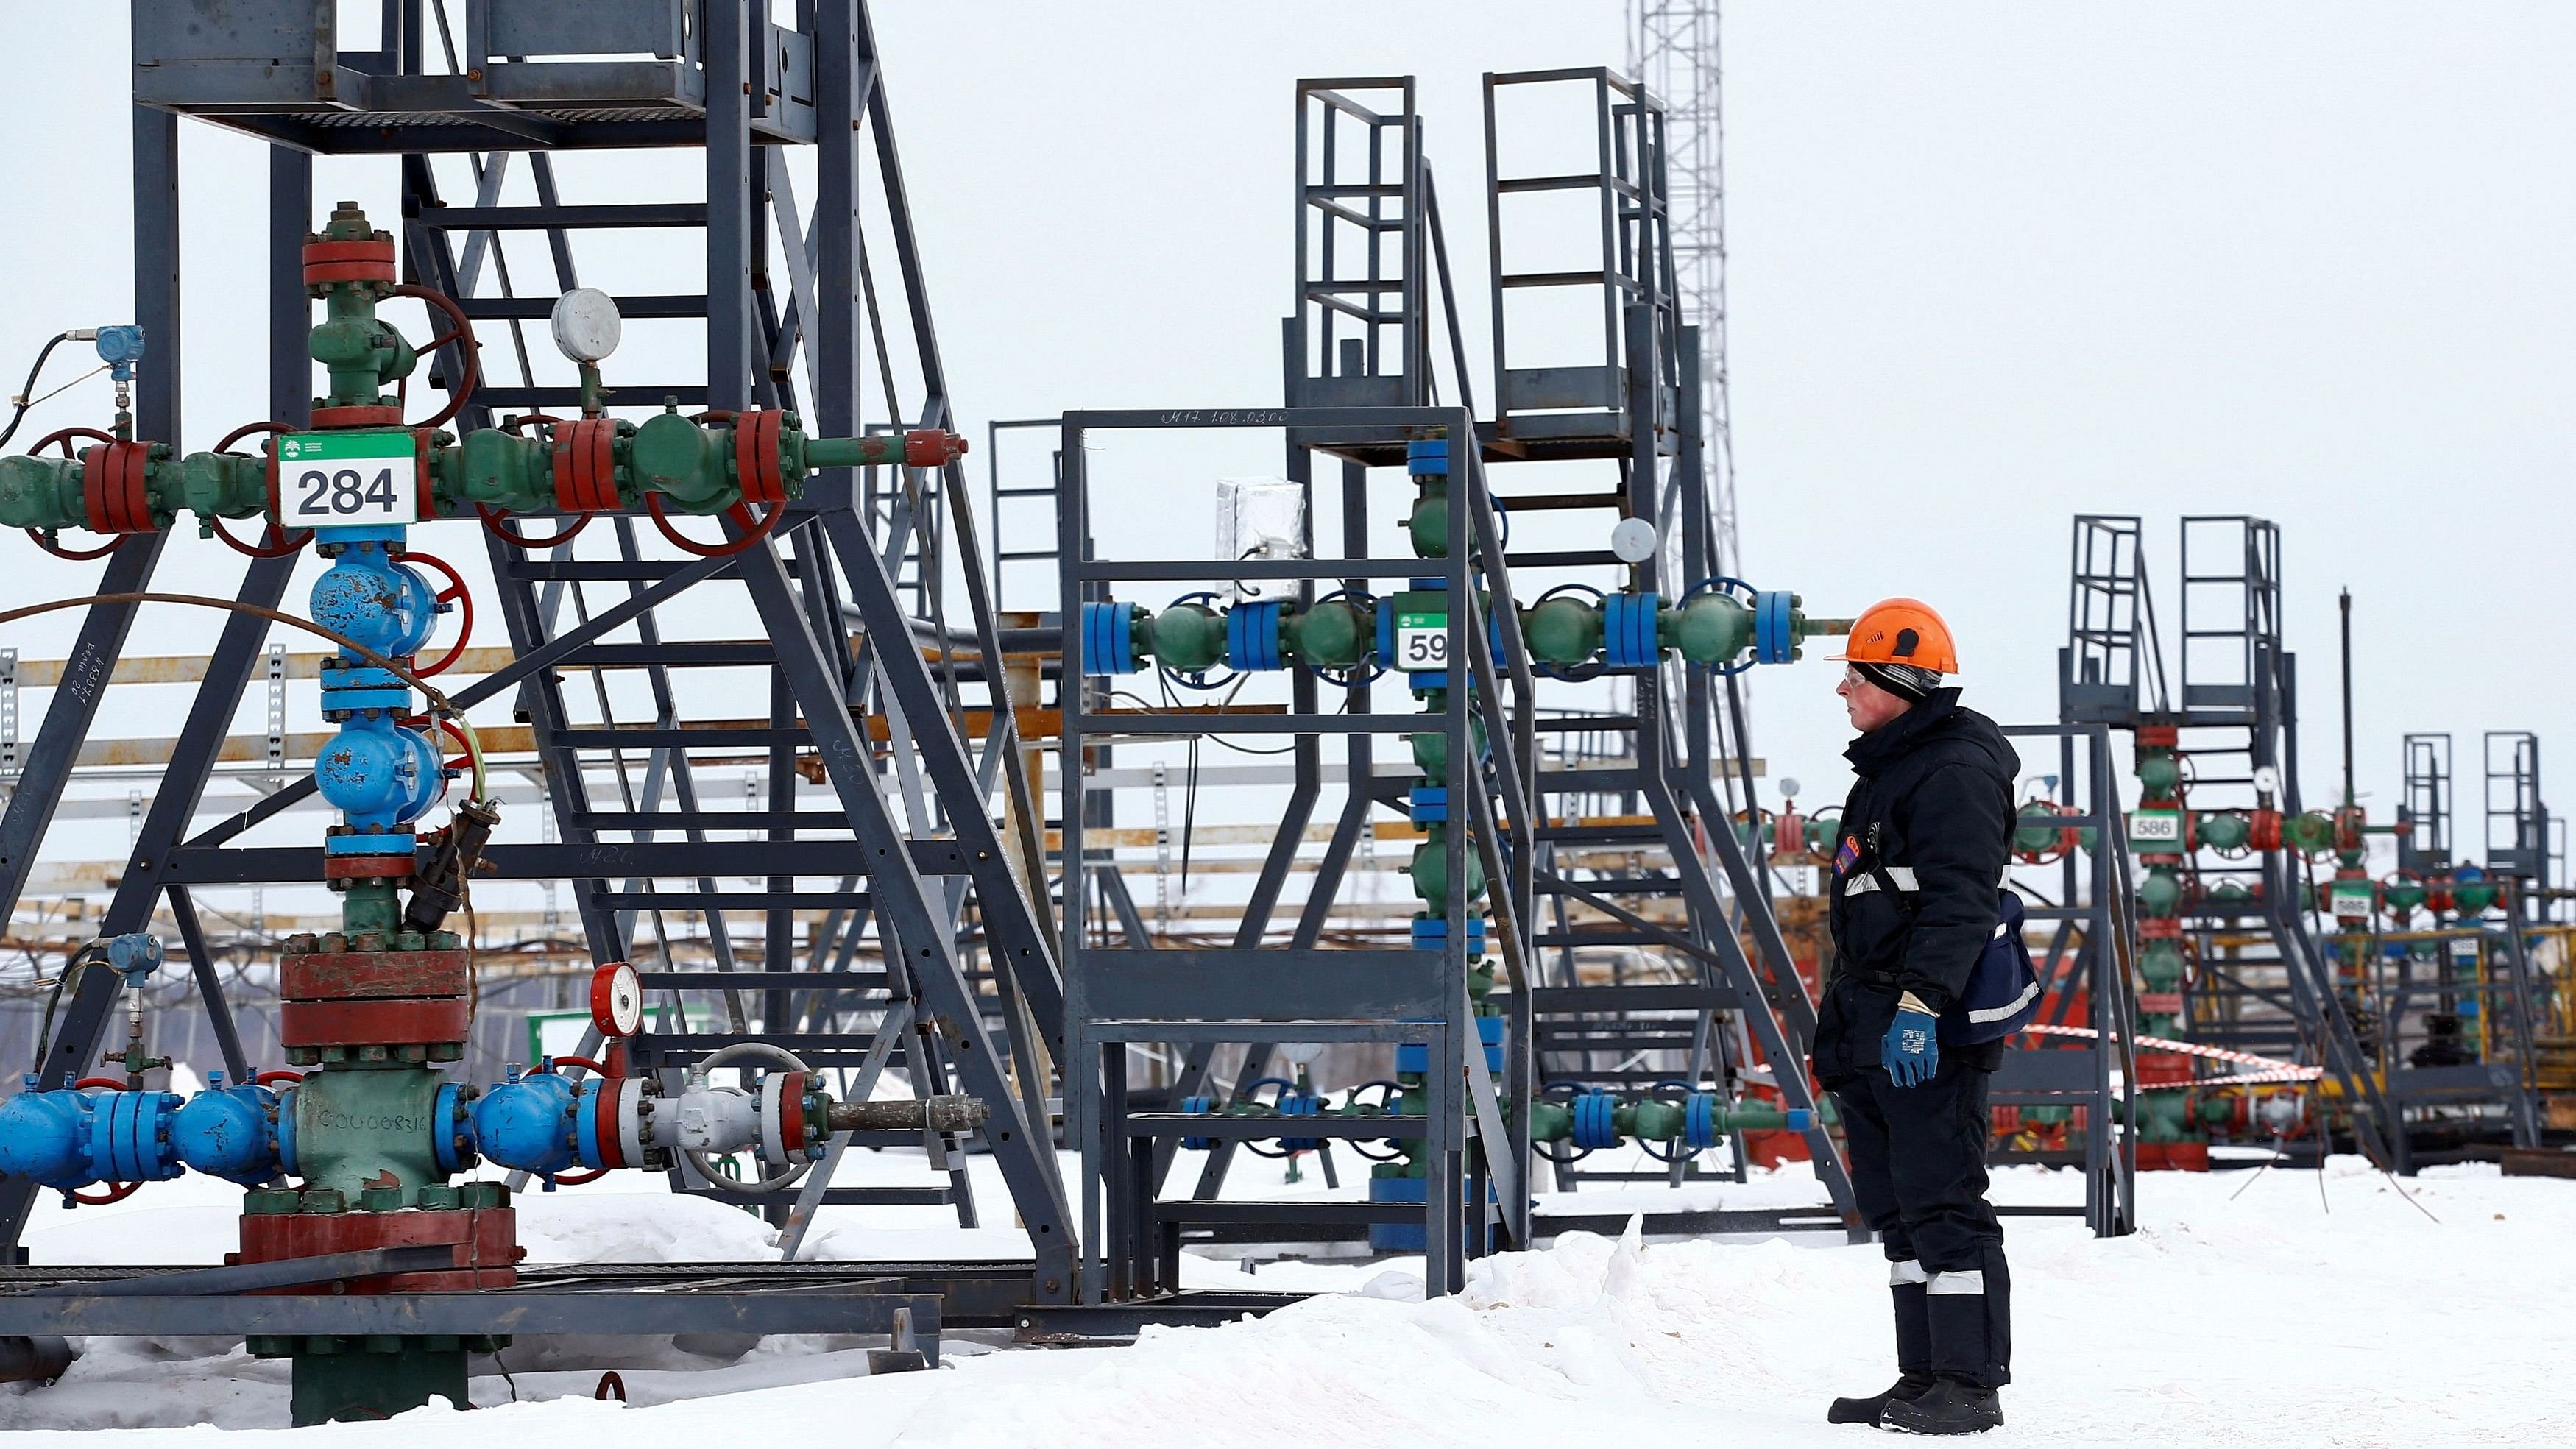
[1965, 978, 2043, 1024]
[1844, 865, 2017, 896]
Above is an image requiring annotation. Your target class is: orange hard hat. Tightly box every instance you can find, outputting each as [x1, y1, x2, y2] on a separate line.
[1827, 598, 1959, 673]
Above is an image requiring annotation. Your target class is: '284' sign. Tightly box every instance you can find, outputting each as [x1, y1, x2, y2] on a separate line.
[275, 432, 419, 527]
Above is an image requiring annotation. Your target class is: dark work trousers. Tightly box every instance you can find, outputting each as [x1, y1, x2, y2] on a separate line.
[1836, 1055, 2011, 1389]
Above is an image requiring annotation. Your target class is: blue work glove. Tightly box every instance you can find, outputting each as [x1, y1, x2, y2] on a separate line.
[1880, 992, 1939, 1088]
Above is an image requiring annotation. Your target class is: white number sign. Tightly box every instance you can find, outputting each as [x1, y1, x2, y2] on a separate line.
[1395, 612, 1448, 670]
[276, 432, 419, 527]
[2128, 811, 2182, 843]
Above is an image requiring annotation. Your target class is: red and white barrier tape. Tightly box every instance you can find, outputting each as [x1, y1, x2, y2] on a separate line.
[2016, 1023, 2322, 1090]
[2173, 1068, 2323, 1090]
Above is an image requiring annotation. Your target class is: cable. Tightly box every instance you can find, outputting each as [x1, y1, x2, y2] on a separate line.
[27, 953, 81, 1074]
[489, 1344, 520, 1404]
[18, 366, 107, 421]
[0, 334, 74, 453]
[0, 592, 489, 802]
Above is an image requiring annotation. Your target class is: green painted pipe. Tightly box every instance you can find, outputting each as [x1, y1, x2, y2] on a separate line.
[2196, 810, 2250, 851]
[1284, 598, 1371, 667]
[2282, 811, 2338, 854]
[627, 411, 713, 506]
[1409, 826, 1487, 913]
[2134, 1093, 2195, 1143]
[2139, 864, 2184, 918]
[1524, 596, 1602, 666]
[1526, 1095, 1801, 1146]
[1144, 603, 1225, 672]
[291, 1066, 446, 1200]
[802, 433, 941, 470]
[1411, 709, 1484, 779]
[309, 289, 414, 414]
[0, 446, 272, 534]
[308, 202, 412, 414]
[2138, 938, 2185, 992]
[2013, 801, 2067, 854]
[1, 411, 908, 533]
[1406, 481, 1450, 558]
[0, 453, 116, 531]
[1103, 589, 1812, 675]
[1669, 592, 1755, 664]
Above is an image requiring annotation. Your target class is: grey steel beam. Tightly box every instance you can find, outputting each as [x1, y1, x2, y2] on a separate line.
[734, 538, 1076, 1300]
[163, 887, 250, 1084]
[13, 1247, 457, 1298]
[0, 1289, 941, 1345]
[817, 508, 1064, 1032]
[160, 837, 991, 883]
[0, 547, 297, 1247]
[0, 536, 163, 927]
[0, 107, 189, 919]
[707, 0, 751, 414]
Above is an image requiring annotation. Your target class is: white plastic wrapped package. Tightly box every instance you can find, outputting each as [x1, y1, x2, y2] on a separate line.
[1215, 475, 1306, 603]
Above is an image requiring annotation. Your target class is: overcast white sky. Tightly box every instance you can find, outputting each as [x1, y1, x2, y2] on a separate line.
[2, 3, 2569, 869]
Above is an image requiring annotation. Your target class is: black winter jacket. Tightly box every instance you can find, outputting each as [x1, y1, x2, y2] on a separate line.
[1810, 690, 2017, 1088]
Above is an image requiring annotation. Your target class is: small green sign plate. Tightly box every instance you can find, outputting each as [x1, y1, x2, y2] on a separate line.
[2126, 808, 2184, 853]
[1394, 610, 1448, 670]
[275, 431, 419, 528]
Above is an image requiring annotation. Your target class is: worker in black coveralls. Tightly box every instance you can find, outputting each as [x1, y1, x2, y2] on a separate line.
[1812, 598, 2014, 1435]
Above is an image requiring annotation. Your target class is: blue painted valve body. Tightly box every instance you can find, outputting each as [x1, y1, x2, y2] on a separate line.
[0, 1078, 186, 1188]
[469, 1066, 602, 1180]
[310, 534, 445, 843]
[169, 1074, 290, 1184]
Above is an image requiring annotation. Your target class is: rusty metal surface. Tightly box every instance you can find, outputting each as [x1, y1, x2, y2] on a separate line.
[237, 1207, 518, 1294]
[278, 998, 473, 1049]
[279, 950, 471, 1001]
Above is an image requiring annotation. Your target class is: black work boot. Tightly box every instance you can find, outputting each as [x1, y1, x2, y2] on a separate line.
[1826, 1372, 1934, 1425]
[1827, 1266, 1936, 1425]
[1880, 1376, 2003, 1435]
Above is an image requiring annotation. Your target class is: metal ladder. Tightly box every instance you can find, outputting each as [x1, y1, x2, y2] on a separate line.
[383, 4, 1072, 1255]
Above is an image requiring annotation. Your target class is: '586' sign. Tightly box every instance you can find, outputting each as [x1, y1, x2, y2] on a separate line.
[273, 432, 420, 527]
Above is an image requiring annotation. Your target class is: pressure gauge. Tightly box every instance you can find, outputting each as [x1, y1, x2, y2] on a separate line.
[1779, 777, 1802, 801]
[551, 288, 623, 364]
[590, 961, 645, 1038]
[1610, 517, 1660, 564]
[2252, 765, 2281, 796]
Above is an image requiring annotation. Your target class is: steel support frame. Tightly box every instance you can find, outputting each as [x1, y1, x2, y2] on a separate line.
[4, 4, 1077, 1310]
[1989, 723, 2137, 1238]
[1155, 71, 1854, 1232]
[1161, 86, 1448, 1197]
[0, 118, 306, 1247]
[391, 1, 1073, 1278]
[2062, 514, 2399, 1169]
[1060, 405, 1534, 1302]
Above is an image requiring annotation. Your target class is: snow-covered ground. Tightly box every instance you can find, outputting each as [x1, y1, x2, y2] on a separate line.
[2, 1152, 2568, 1445]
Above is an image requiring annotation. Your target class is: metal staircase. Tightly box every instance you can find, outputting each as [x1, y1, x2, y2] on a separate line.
[2061, 513, 2396, 1167]
[1112, 71, 1855, 1244]
[0, 1, 1076, 1300]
